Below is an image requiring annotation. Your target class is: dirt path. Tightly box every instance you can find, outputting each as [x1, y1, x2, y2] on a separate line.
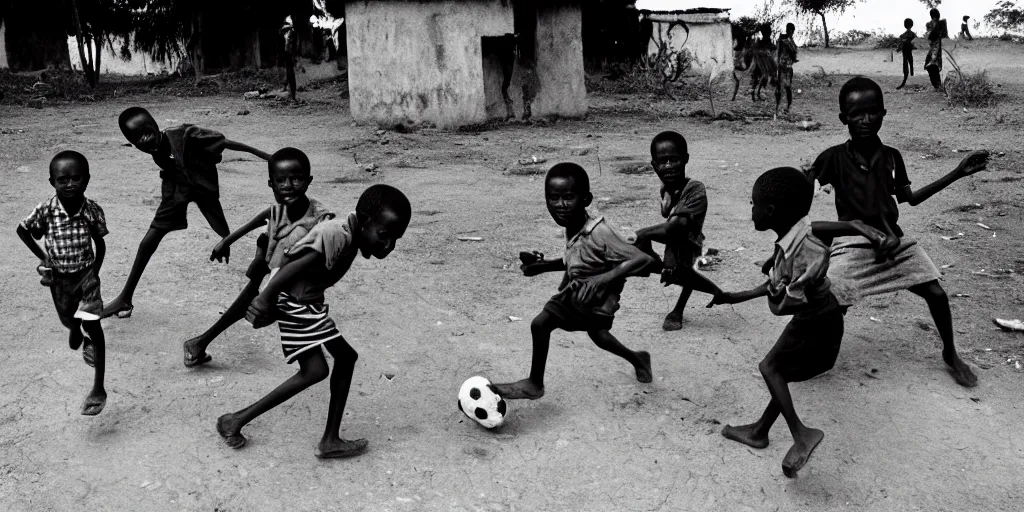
[1, 45, 1022, 511]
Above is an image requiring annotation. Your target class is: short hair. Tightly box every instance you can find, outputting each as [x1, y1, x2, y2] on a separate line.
[356, 184, 411, 223]
[839, 76, 884, 113]
[904, 18, 914, 29]
[930, 8, 940, 18]
[50, 150, 89, 178]
[650, 130, 688, 157]
[786, 23, 795, 32]
[753, 167, 812, 222]
[118, 106, 154, 137]
[963, 15, 969, 21]
[268, 147, 311, 177]
[545, 162, 591, 196]
[759, 23, 772, 36]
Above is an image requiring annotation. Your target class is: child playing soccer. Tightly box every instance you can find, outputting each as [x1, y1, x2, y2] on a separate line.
[775, 23, 798, 116]
[896, 19, 917, 90]
[633, 131, 722, 331]
[805, 77, 989, 387]
[709, 167, 889, 478]
[216, 185, 411, 458]
[182, 147, 334, 367]
[494, 163, 655, 400]
[17, 151, 109, 415]
[103, 107, 272, 319]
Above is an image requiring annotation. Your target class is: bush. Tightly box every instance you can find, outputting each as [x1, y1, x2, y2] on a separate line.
[944, 70, 997, 107]
[875, 34, 901, 49]
[830, 29, 875, 47]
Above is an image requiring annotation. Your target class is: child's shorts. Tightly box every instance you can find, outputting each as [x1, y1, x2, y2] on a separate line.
[50, 266, 103, 328]
[151, 180, 227, 232]
[245, 233, 271, 279]
[275, 293, 343, 364]
[542, 279, 625, 332]
[766, 308, 844, 383]
[827, 235, 942, 307]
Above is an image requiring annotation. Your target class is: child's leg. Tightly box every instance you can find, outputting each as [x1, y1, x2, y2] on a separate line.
[908, 53, 914, 76]
[183, 277, 262, 366]
[68, 319, 84, 350]
[80, 320, 106, 416]
[588, 329, 652, 383]
[722, 400, 779, 449]
[317, 338, 368, 458]
[775, 82, 783, 114]
[759, 355, 823, 478]
[492, 310, 558, 399]
[103, 227, 169, 316]
[217, 348, 329, 448]
[907, 280, 977, 387]
[663, 287, 693, 331]
[664, 266, 722, 330]
[785, 85, 792, 112]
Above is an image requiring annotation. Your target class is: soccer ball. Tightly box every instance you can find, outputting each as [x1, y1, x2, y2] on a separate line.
[457, 376, 508, 429]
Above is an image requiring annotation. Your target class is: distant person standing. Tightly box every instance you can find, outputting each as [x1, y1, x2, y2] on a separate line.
[896, 18, 917, 90]
[960, 16, 973, 41]
[281, 15, 298, 102]
[775, 23, 798, 116]
[924, 8, 948, 91]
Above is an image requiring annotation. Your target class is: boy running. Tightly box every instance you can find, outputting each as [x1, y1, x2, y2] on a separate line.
[17, 151, 110, 415]
[103, 107, 272, 319]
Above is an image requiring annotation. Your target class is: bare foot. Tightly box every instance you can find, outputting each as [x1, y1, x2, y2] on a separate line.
[316, 438, 369, 459]
[492, 379, 545, 400]
[634, 351, 653, 383]
[183, 337, 212, 368]
[101, 298, 134, 319]
[721, 423, 770, 449]
[662, 313, 683, 331]
[217, 413, 247, 449]
[943, 350, 978, 388]
[81, 391, 106, 416]
[781, 427, 824, 478]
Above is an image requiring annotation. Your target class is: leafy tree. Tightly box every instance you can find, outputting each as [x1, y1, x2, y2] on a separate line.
[792, 0, 863, 48]
[985, 1, 1024, 32]
[918, 1, 942, 9]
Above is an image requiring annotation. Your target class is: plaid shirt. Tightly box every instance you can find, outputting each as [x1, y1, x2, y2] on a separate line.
[21, 196, 108, 273]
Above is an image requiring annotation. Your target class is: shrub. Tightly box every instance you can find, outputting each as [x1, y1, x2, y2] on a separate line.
[875, 34, 901, 49]
[944, 70, 997, 107]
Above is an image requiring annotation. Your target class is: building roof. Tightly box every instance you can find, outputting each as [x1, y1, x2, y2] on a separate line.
[640, 8, 730, 24]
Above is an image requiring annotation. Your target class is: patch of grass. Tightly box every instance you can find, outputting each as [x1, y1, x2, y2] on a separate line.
[944, 70, 997, 108]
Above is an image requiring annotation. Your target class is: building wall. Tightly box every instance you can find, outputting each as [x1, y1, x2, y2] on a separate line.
[532, 4, 586, 118]
[346, 0, 514, 127]
[648, 20, 733, 75]
[67, 37, 178, 76]
[0, 21, 8, 69]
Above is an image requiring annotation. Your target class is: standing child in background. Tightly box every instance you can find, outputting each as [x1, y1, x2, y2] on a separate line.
[182, 148, 334, 367]
[960, 16, 973, 41]
[775, 23, 798, 116]
[494, 163, 655, 400]
[750, 24, 778, 102]
[708, 167, 889, 478]
[634, 131, 722, 331]
[103, 107, 272, 319]
[281, 15, 299, 102]
[805, 77, 989, 387]
[17, 151, 109, 415]
[924, 8, 948, 91]
[217, 185, 411, 459]
[896, 19, 917, 90]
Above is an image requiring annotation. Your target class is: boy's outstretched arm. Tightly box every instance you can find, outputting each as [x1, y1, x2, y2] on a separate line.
[897, 150, 988, 206]
[211, 207, 272, 263]
[247, 249, 324, 328]
[16, 225, 48, 262]
[707, 281, 770, 308]
[519, 251, 567, 277]
[634, 215, 689, 246]
[222, 139, 273, 161]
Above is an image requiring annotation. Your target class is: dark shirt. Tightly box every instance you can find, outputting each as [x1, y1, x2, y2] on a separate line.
[807, 138, 910, 237]
[899, 30, 917, 53]
[152, 124, 227, 196]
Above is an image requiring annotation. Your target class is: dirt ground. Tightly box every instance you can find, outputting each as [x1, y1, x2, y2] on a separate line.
[2, 42, 1023, 511]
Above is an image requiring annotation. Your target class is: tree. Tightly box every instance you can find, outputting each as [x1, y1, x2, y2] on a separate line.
[793, 0, 863, 48]
[66, 0, 134, 87]
[918, 0, 941, 8]
[985, 1, 1024, 32]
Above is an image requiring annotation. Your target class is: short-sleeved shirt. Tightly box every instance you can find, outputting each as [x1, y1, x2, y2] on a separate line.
[777, 36, 798, 68]
[21, 196, 108, 274]
[767, 216, 837, 318]
[264, 197, 335, 269]
[563, 214, 645, 282]
[152, 125, 227, 196]
[280, 212, 360, 304]
[899, 30, 917, 52]
[661, 179, 707, 264]
[807, 139, 910, 237]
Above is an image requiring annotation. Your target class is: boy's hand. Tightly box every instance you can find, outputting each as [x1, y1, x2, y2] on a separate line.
[520, 251, 545, 276]
[210, 241, 230, 264]
[850, 220, 899, 261]
[954, 150, 989, 178]
[37, 259, 54, 287]
[245, 297, 274, 329]
[706, 292, 739, 308]
[570, 274, 609, 307]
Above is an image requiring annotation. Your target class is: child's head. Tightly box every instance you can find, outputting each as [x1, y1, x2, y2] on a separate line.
[786, 23, 795, 36]
[355, 184, 411, 259]
[930, 8, 940, 20]
[838, 76, 886, 140]
[751, 167, 812, 233]
[963, 15, 970, 22]
[49, 150, 91, 200]
[650, 130, 689, 190]
[267, 147, 312, 205]
[904, 18, 914, 29]
[118, 107, 161, 154]
[544, 162, 592, 227]
[760, 23, 772, 39]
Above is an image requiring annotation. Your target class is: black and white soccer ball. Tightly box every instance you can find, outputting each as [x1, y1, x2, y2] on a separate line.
[457, 376, 508, 429]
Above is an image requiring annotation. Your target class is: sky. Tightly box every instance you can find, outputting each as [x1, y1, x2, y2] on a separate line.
[635, 0, 1007, 36]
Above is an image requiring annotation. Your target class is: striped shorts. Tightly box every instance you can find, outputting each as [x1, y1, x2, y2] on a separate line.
[276, 293, 343, 364]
